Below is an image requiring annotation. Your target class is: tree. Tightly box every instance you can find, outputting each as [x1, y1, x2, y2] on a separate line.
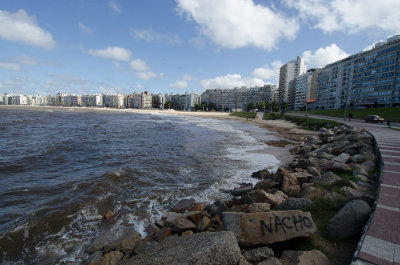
[271, 101, 279, 112]
[194, 104, 202, 111]
[164, 101, 173, 109]
[247, 102, 255, 111]
[265, 101, 271, 112]
[281, 101, 288, 113]
[208, 102, 216, 110]
[256, 102, 265, 111]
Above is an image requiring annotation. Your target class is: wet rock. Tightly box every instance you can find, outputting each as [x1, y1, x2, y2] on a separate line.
[242, 246, 274, 263]
[172, 218, 196, 234]
[280, 249, 329, 265]
[207, 199, 229, 216]
[231, 186, 254, 196]
[197, 216, 211, 231]
[255, 180, 280, 191]
[252, 168, 273, 180]
[223, 211, 317, 246]
[133, 241, 159, 255]
[333, 153, 350, 164]
[88, 251, 103, 265]
[171, 198, 195, 213]
[100, 250, 123, 265]
[87, 227, 128, 253]
[327, 200, 371, 240]
[163, 212, 182, 227]
[152, 227, 172, 242]
[103, 210, 114, 220]
[247, 203, 270, 213]
[276, 198, 313, 211]
[281, 174, 301, 197]
[104, 230, 141, 254]
[121, 231, 244, 265]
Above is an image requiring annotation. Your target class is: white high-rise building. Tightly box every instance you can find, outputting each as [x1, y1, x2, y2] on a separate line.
[278, 56, 306, 104]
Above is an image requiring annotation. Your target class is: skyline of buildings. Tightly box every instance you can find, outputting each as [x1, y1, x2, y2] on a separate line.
[2, 35, 400, 111]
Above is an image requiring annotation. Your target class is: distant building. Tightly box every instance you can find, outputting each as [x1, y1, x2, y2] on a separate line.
[81, 94, 103, 107]
[103, 94, 124, 108]
[201, 85, 275, 111]
[293, 69, 319, 111]
[152, 94, 165, 108]
[278, 56, 307, 105]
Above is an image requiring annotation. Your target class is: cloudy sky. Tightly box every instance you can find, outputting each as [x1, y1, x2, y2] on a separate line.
[0, 0, 399, 95]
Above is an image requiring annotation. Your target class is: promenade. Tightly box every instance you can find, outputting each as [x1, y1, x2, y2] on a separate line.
[289, 113, 400, 264]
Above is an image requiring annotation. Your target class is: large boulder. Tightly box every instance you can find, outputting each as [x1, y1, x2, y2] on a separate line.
[300, 187, 342, 201]
[311, 171, 341, 185]
[252, 168, 273, 180]
[290, 172, 314, 185]
[247, 203, 271, 213]
[100, 250, 123, 265]
[87, 226, 131, 254]
[171, 198, 195, 213]
[120, 231, 245, 265]
[281, 174, 301, 197]
[255, 180, 280, 191]
[103, 230, 141, 254]
[326, 200, 371, 240]
[223, 211, 317, 246]
[280, 250, 329, 265]
[252, 190, 288, 208]
[258, 257, 282, 265]
[333, 153, 350, 164]
[242, 246, 274, 263]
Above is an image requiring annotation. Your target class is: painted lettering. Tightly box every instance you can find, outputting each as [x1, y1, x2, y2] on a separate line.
[292, 215, 303, 232]
[302, 216, 313, 228]
[260, 218, 273, 236]
[274, 216, 286, 234]
[282, 216, 293, 230]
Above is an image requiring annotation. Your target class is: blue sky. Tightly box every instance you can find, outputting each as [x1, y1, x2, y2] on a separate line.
[0, 0, 399, 95]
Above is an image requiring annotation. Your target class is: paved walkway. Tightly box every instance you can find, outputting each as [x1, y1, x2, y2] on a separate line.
[288, 113, 400, 264]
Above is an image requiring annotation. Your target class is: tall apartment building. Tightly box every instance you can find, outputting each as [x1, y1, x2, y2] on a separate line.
[201, 85, 275, 111]
[81, 94, 103, 107]
[152, 94, 165, 108]
[278, 56, 307, 105]
[103, 94, 124, 108]
[315, 35, 400, 110]
[293, 69, 319, 111]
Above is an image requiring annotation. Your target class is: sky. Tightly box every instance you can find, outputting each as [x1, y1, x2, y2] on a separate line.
[0, 0, 399, 96]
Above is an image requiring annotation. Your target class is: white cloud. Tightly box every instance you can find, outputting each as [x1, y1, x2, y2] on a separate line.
[0, 9, 55, 49]
[15, 55, 38, 65]
[175, 0, 299, 50]
[78, 22, 92, 34]
[88, 46, 131, 61]
[252, 61, 282, 83]
[0, 62, 22, 71]
[109, 1, 122, 14]
[285, 0, 400, 34]
[201, 74, 265, 89]
[132, 28, 184, 45]
[130, 59, 163, 81]
[169, 80, 188, 89]
[302, 44, 349, 68]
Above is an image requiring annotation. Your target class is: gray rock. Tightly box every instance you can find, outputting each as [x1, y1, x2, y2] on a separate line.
[280, 249, 329, 265]
[291, 171, 314, 185]
[252, 168, 273, 180]
[281, 173, 301, 197]
[87, 226, 129, 253]
[163, 212, 182, 226]
[361, 160, 376, 172]
[172, 218, 196, 233]
[276, 198, 313, 211]
[300, 187, 342, 201]
[197, 216, 211, 231]
[311, 171, 341, 185]
[133, 241, 159, 255]
[258, 257, 282, 265]
[120, 231, 244, 265]
[88, 251, 103, 265]
[333, 153, 350, 163]
[307, 167, 321, 177]
[352, 154, 366, 164]
[327, 200, 371, 239]
[231, 186, 254, 196]
[252, 189, 288, 208]
[296, 158, 318, 169]
[318, 159, 352, 172]
[340, 186, 364, 198]
[242, 246, 274, 263]
[171, 198, 195, 213]
[353, 165, 369, 178]
[255, 180, 279, 191]
[104, 230, 141, 254]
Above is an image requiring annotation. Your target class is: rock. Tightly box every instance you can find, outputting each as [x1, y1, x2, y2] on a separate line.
[311, 171, 341, 185]
[155, 219, 165, 228]
[172, 218, 196, 233]
[318, 159, 352, 172]
[331, 140, 351, 154]
[120, 231, 244, 265]
[300, 187, 342, 201]
[171, 198, 195, 213]
[163, 212, 182, 226]
[320, 152, 335, 160]
[104, 230, 141, 254]
[255, 180, 280, 191]
[207, 199, 229, 216]
[340, 187, 364, 198]
[258, 257, 282, 265]
[87, 227, 128, 253]
[276, 198, 313, 211]
[280, 249, 329, 265]
[181, 211, 202, 224]
[281, 174, 301, 197]
[181, 230, 193, 236]
[100, 250, 123, 265]
[197, 216, 211, 231]
[353, 165, 370, 178]
[361, 160, 376, 173]
[103, 210, 114, 220]
[231, 186, 254, 196]
[252, 190, 288, 208]
[242, 246, 274, 263]
[290, 171, 314, 185]
[307, 167, 321, 177]
[351, 154, 365, 164]
[88, 251, 103, 265]
[333, 179, 359, 190]
[309, 136, 323, 145]
[333, 153, 350, 164]
[230, 204, 248, 212]
[152, 227, 172, 242]
[252, 168, 272, 180]
[133, 241, 159, 255]
[296, 159, 318, 169]
[223, 211, 317, 246]
[327, 200, 371, 240]
[189, 202, 202, 212]
[344, 194, 376, 207]
[247, 203, 271, 213]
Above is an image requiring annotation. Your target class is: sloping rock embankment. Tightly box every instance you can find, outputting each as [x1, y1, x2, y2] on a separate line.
[86, 124, 379, 265]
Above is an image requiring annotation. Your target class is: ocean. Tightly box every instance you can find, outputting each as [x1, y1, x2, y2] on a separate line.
[0, 107, 283, 264]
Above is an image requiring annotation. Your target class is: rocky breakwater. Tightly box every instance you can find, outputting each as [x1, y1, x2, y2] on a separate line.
[85, 125, 379, 265]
